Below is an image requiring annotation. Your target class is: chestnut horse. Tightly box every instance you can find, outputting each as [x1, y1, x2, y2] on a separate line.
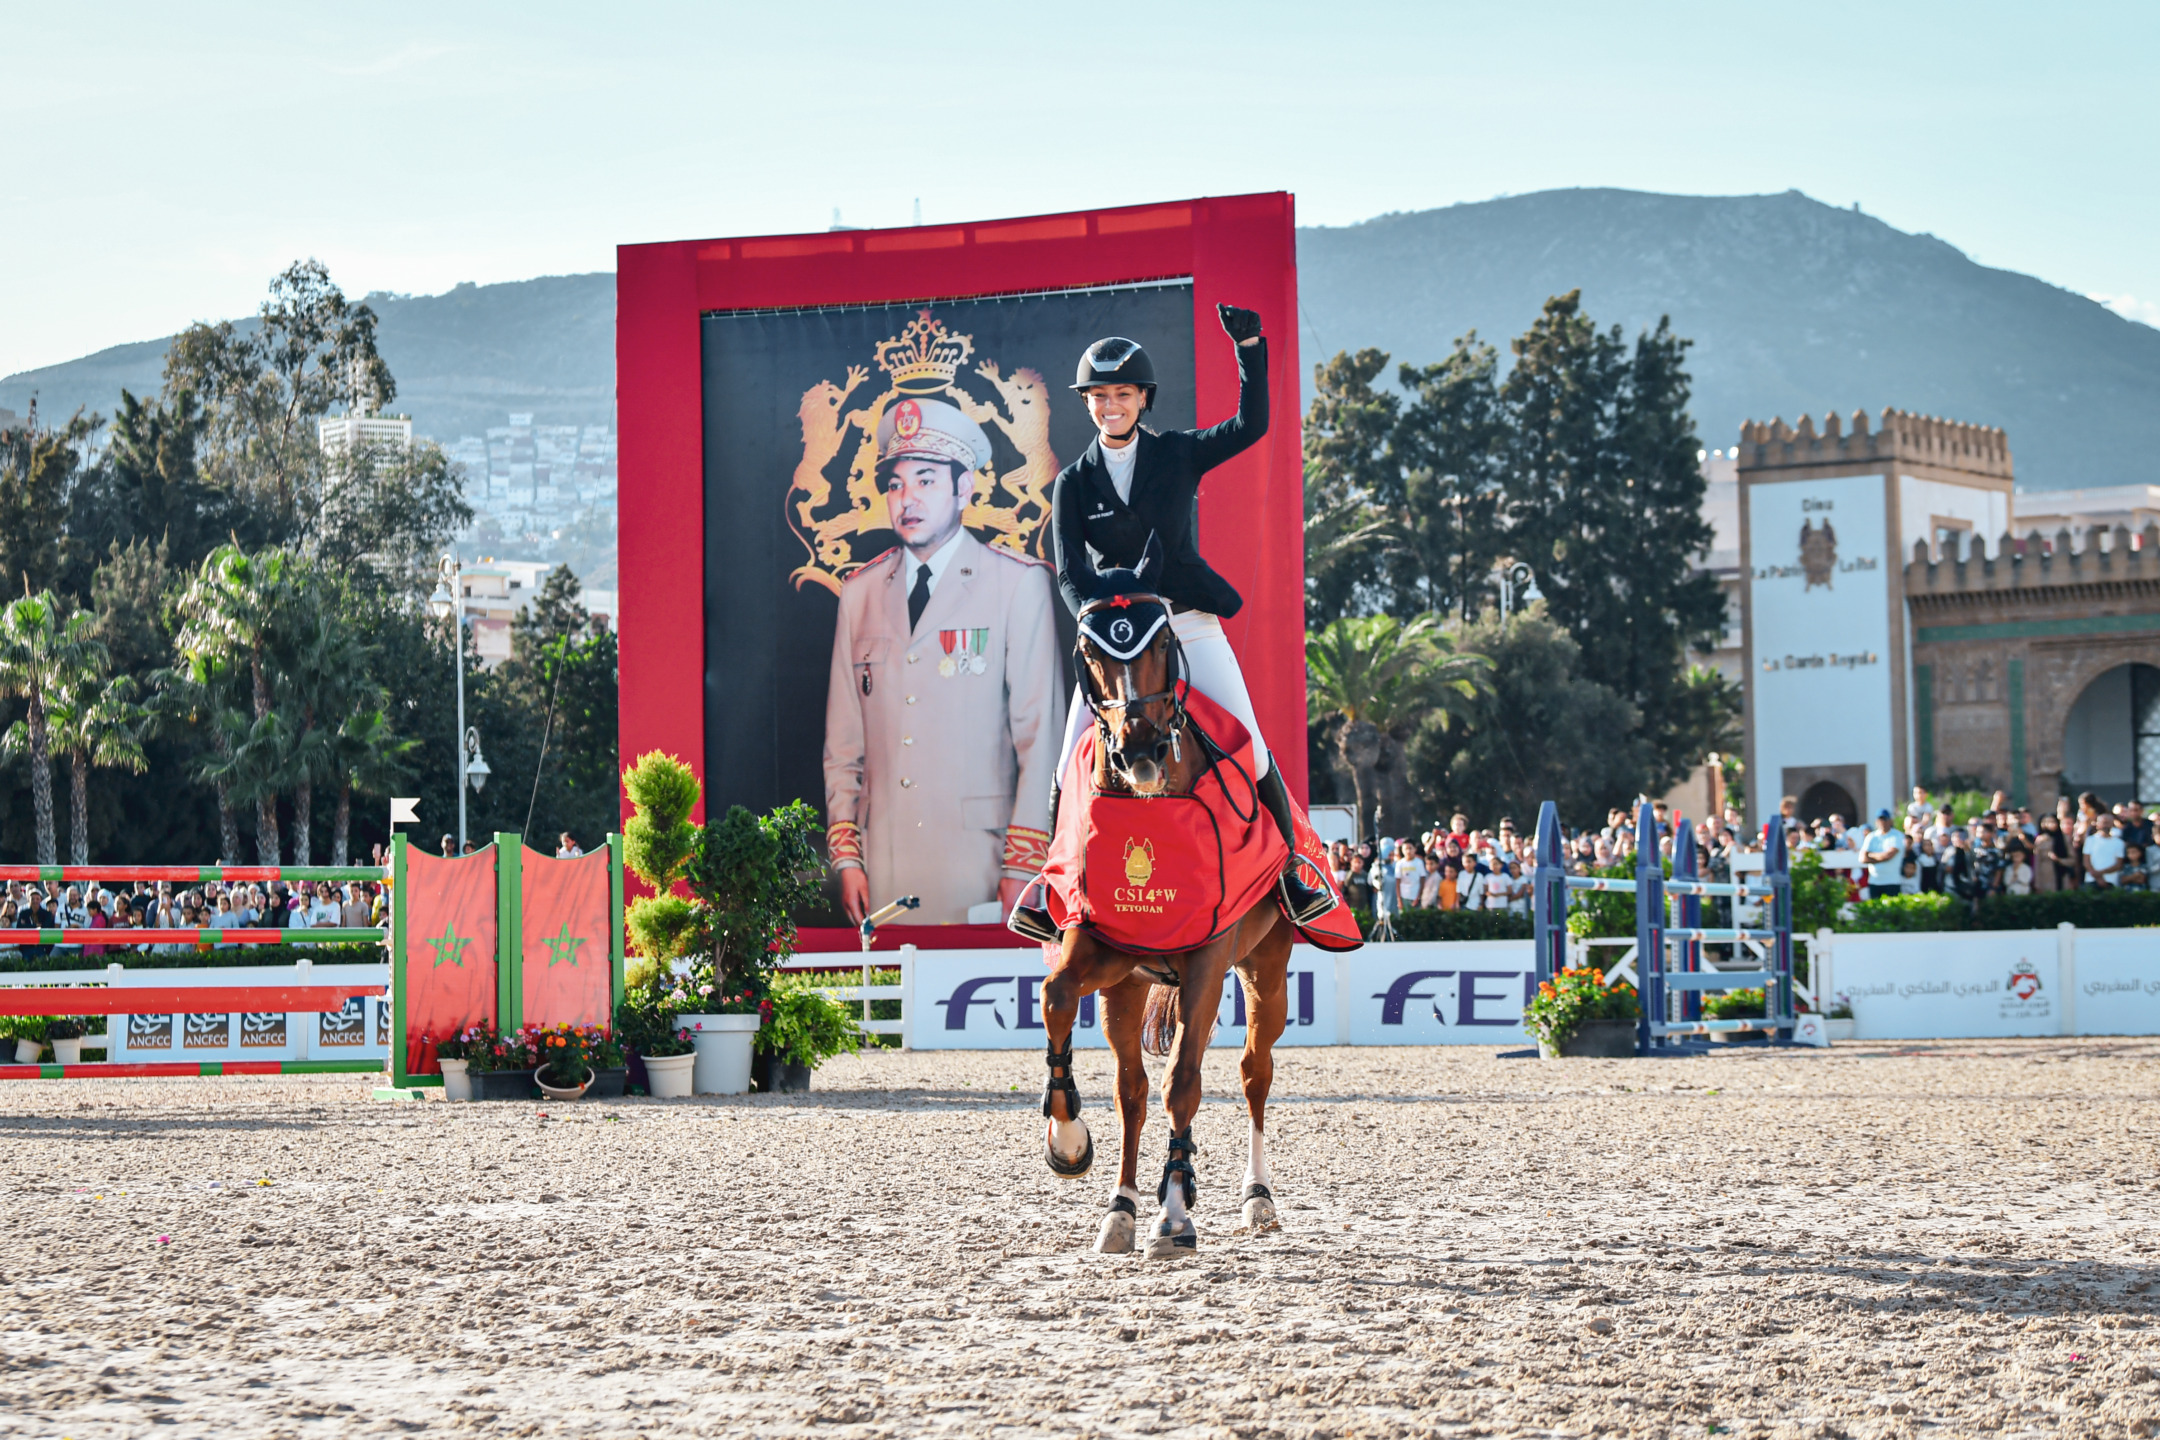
[1034, 558, 1296, 1259]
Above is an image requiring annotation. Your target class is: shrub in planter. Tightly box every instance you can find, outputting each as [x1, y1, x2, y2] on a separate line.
[1844, 892, 1965, 933]
[757, 978, 863, 1088]
[1523, 965, 1639, 1057]
[3, 1015, 49, 1063]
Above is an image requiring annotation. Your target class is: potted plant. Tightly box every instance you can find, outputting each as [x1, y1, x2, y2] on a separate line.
[46, 1017, 86, 1065]
[755, 977, 864, 1093]
[530, 1023, 594, 1100]
[467, 1020, 536, 1102]
[640, 1026, 697, 1098]
[1704, 987, 1768, 1042]
[433, 1029, 474, 1102]
[1825, 992, 1856, 1043]
[1524, 966, 1639, 1059]
[4, 1016, 48, 1065]
[587, 1025, 628, 1098]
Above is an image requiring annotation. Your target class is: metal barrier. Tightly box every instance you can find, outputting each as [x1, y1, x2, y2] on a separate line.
[1533, 800, 1797, 1055]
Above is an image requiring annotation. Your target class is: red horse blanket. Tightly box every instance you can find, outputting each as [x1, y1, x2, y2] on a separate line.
[1039, 685, 1362, 955]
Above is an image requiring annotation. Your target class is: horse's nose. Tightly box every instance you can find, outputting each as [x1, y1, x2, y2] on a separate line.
[1127, 756, 1161, 788]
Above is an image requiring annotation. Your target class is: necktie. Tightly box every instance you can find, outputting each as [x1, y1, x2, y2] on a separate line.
[908, 563, 932, 631]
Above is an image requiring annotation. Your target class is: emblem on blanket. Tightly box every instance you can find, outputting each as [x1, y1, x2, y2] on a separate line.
[1124, 838, 1155, 886]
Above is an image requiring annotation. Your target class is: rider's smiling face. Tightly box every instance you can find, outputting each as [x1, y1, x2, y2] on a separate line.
[1083, 384, 1148, 445]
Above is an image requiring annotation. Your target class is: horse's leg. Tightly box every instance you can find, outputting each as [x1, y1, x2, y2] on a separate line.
[1040, 931, 1134, 1178]
[1147, 938, 1235, 1259]
[1234, 916, 1292, 1232]
[1094, 973, 1152, 1254]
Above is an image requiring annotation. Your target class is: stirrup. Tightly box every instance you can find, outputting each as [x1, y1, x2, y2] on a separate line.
[1041, 1045, 1081, 1120]
[1156, 1127, 1198, 1207]
[1007, 875, 1061, 943]
[1278, 860, 1336, 926]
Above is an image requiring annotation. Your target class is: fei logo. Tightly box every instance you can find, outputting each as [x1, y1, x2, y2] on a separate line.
[938, 976, 1096, 1032]
[1370, 968, 1531, 1028]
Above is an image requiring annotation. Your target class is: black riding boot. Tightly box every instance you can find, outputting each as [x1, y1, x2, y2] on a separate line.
[1007, 789, 1061, 942]
[1257, 765, 1336, 925]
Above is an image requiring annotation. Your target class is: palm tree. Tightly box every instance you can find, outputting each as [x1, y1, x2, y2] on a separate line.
[152, 652, 249, 862]
[47, 668, 150, 865]
[1306, 613, 1489, 842]
[329, 706, 417, 865]
[269, 593, 373, 866]
[0, 592, 107, 865]
[176, 545, 295, 863]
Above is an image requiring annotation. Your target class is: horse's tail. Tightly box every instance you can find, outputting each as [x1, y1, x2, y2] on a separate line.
[1141, 983, 1180, 1058]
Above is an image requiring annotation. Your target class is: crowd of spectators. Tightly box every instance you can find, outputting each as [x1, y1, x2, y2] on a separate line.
[0, 874, 390, 959]
[1784, 787, 2153, 902]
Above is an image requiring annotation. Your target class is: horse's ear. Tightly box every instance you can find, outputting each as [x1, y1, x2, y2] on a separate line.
[1137, 532, 1165, 588]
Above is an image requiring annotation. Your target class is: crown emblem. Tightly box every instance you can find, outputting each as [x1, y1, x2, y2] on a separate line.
[875, 310, 974, 395]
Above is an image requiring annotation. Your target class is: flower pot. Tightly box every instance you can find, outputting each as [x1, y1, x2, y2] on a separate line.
[534, 1066, 592, 1101]
[1538, 1019, 1637, 1059]
[438, 1058, 472, 1102]
[587, 1067, 628, 1099]
[51, 1038, 84, 1065]
[768, 1060, 812, 1094]
[1825, 1017, 1856, 1043]
[642, 1051, 695, 1099]
[472, 1068, 537, 1102]
[13, 1038, 41, 1064]
[625, 1052, 649, 1095]
[677, 1013, 760, 1096]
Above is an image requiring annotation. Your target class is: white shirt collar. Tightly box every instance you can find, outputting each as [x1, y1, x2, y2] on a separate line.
[1100, 434, 1138, 503]
[906, 530, 967, 597]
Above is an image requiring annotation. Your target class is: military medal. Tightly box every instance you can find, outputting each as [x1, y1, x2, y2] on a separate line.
[938, 628, 989, 677]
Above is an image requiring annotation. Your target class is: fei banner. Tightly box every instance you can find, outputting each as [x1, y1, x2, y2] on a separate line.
[519, 846, 612, 1029]
[400, 844, 499, 1077]
[905, 942, 1534, 1050]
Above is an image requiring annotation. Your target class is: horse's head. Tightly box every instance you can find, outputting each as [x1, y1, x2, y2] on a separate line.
[1076, 535, 1184, 794]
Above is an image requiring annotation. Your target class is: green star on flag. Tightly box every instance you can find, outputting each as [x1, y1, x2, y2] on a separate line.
[427, 923, 470, 970]
[542, 922, 587, 968]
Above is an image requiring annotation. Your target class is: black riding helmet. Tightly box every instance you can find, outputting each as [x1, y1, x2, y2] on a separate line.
[1072, 336, 1156, 412]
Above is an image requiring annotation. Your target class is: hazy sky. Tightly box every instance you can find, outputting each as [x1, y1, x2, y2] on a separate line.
[4, 1, 2153, 378]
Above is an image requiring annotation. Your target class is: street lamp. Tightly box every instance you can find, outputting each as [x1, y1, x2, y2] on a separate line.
[464, 728, 490, 794]
[430, 554, 472, 849]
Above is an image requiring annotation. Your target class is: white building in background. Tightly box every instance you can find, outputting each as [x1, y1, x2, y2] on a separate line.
[317, 410, 413, 455]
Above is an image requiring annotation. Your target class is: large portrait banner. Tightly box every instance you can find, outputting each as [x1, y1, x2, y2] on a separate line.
[702, 283, 1197, 924]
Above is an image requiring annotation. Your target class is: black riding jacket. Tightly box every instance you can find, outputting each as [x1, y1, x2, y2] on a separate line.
[1051, 337, 1268, 619]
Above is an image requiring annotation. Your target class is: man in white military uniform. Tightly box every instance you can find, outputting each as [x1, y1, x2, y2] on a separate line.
[824, 396, 1062, 924]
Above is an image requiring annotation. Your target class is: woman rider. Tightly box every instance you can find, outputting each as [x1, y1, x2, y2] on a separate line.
[1011, 301, 1334, 931]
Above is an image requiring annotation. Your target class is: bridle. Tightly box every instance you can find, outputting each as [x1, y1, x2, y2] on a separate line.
[1076, 594, 1189, 788]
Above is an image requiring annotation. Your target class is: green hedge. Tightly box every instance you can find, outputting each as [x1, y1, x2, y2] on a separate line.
[1843, 887, 2160, 933]
[1348, 907, 1533, 941]
[0, 942, 385, 974]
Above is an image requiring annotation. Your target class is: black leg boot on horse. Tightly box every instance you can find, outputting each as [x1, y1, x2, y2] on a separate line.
[1257, 766, 1335, 925]
[1041, 1041, 1092, 1177]
[1148, 1127, 1201, 1258]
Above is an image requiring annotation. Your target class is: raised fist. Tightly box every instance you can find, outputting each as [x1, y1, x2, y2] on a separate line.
[1216, 303, 1263, 344]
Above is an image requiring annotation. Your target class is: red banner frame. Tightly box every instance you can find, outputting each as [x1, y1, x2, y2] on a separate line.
[616, 193, 1308, 832]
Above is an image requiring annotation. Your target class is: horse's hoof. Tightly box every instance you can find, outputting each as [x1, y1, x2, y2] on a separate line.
[1095, 1208, 1136, 1254]
[1242, 1182, 1279, 1232]
[1145, 1216, 1197, 1260]
[1045, 1120, 1093, 1178]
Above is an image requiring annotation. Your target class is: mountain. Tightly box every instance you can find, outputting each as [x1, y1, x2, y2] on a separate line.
[7, 188, 2158, 488]
[1294, 188, 2160, 490]
[0, 272, 616, 444]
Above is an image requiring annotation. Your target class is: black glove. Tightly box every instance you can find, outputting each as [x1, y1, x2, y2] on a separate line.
[1217, 303, 1263, 344]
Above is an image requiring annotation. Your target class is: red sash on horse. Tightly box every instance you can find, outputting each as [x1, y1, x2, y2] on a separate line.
[1039, 684, 1362, 955]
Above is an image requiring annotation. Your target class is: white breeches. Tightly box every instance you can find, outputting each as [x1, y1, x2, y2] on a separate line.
[1056, 610, 1272, 788]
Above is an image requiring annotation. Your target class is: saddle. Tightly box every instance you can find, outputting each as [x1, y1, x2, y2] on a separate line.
[1026, 684, 1361, 956]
